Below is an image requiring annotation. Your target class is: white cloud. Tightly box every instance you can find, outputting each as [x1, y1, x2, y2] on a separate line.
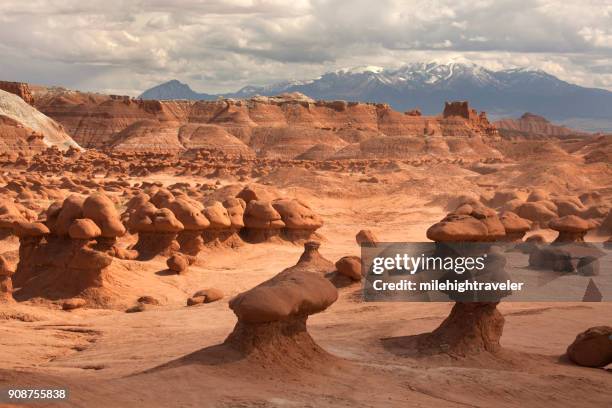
[0, 0, 610, 95]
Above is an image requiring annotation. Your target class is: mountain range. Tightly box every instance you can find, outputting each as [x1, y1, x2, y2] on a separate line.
[139, 62, 612, 131]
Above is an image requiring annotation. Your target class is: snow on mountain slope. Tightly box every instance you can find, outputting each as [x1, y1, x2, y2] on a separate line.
[139, 62, 612, 127]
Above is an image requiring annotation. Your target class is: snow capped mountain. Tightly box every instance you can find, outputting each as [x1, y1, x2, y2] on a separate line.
[139, 62, 612, 123]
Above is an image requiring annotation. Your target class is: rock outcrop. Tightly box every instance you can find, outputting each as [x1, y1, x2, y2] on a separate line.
[0, 81, 34, 105]
[495, 113, 586, 138]
[0, 89, 79, 153]
[12, 195, 117, 304]
[33, 87, 500, 158]
[0, 255, 15, 302]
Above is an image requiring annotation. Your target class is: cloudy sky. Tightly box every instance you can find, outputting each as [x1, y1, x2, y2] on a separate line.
[0, 0, 611, 95]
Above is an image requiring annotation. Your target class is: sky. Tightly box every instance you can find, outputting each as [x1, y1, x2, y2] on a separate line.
[0, 0, 611, 96]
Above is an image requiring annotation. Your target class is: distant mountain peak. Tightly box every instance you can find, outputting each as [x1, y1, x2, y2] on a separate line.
[138, 62, 612, 128]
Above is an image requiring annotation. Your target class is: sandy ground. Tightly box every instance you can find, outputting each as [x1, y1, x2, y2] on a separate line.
[1, 173, 611, 408]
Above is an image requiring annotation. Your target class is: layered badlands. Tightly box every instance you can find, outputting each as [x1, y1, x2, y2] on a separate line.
[0, 81, 611, 407]
[29, 85, 501, 160]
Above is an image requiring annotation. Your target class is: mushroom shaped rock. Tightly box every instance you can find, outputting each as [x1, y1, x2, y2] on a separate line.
[82, 193, 126, 240]
[295, 241, 336, 275]
[427, 211, 505, 242]
[225, 252, 338, 363]
[202, 201, 239, 246]
[566, 326, 612, 368]
[550, 215, 591, 243]
[130, 206, 184, 259]
[168, 198, 210, 255]
[243, 200, 285, 243]
[272, 198, 323, 241]
[499, 211, 532, 242]
[13, 203, 114, 303]
[415, 212, 508, 356]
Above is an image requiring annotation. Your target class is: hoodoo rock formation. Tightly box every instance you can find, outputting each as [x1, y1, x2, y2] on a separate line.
[82, 193, 128, 256]
[421, 206, 508, 356]
[499, 211, 532, 242]
[549, 215, 591, 243]
[225, 242, 338, 365]
[12, 195, 118, 305]
[201, 201, 235, 246]
[167, 198, 210, 255]
[127, 202, 184, 260]
[242, 200, 285, 243]
[272, 198, 323, 241]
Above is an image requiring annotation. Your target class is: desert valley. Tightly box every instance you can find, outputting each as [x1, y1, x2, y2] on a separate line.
[0, 76, 611, 408]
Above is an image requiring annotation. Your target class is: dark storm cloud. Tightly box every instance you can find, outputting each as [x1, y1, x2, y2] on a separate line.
[0, 0, 610, 95]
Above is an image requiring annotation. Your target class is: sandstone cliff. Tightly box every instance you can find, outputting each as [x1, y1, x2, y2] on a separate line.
[32, 87, 500, 159]
[495, 113, 587, 138]
[0, 81, 34, 105]
[0, 89, 80, 154]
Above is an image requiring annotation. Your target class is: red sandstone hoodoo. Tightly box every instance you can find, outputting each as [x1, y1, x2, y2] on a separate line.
[225, 241, 339, 366]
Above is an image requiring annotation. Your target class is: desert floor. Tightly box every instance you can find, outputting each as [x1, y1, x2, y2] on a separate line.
[1, 171, 611, 408]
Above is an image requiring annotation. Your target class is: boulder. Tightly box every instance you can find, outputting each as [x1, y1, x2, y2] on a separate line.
[335, 256, 362, 281]
[356, 229, 378, 247]
[167, 253, 190, 273]
[566, 326, 612, 368]
[191, 288, 224, 303]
